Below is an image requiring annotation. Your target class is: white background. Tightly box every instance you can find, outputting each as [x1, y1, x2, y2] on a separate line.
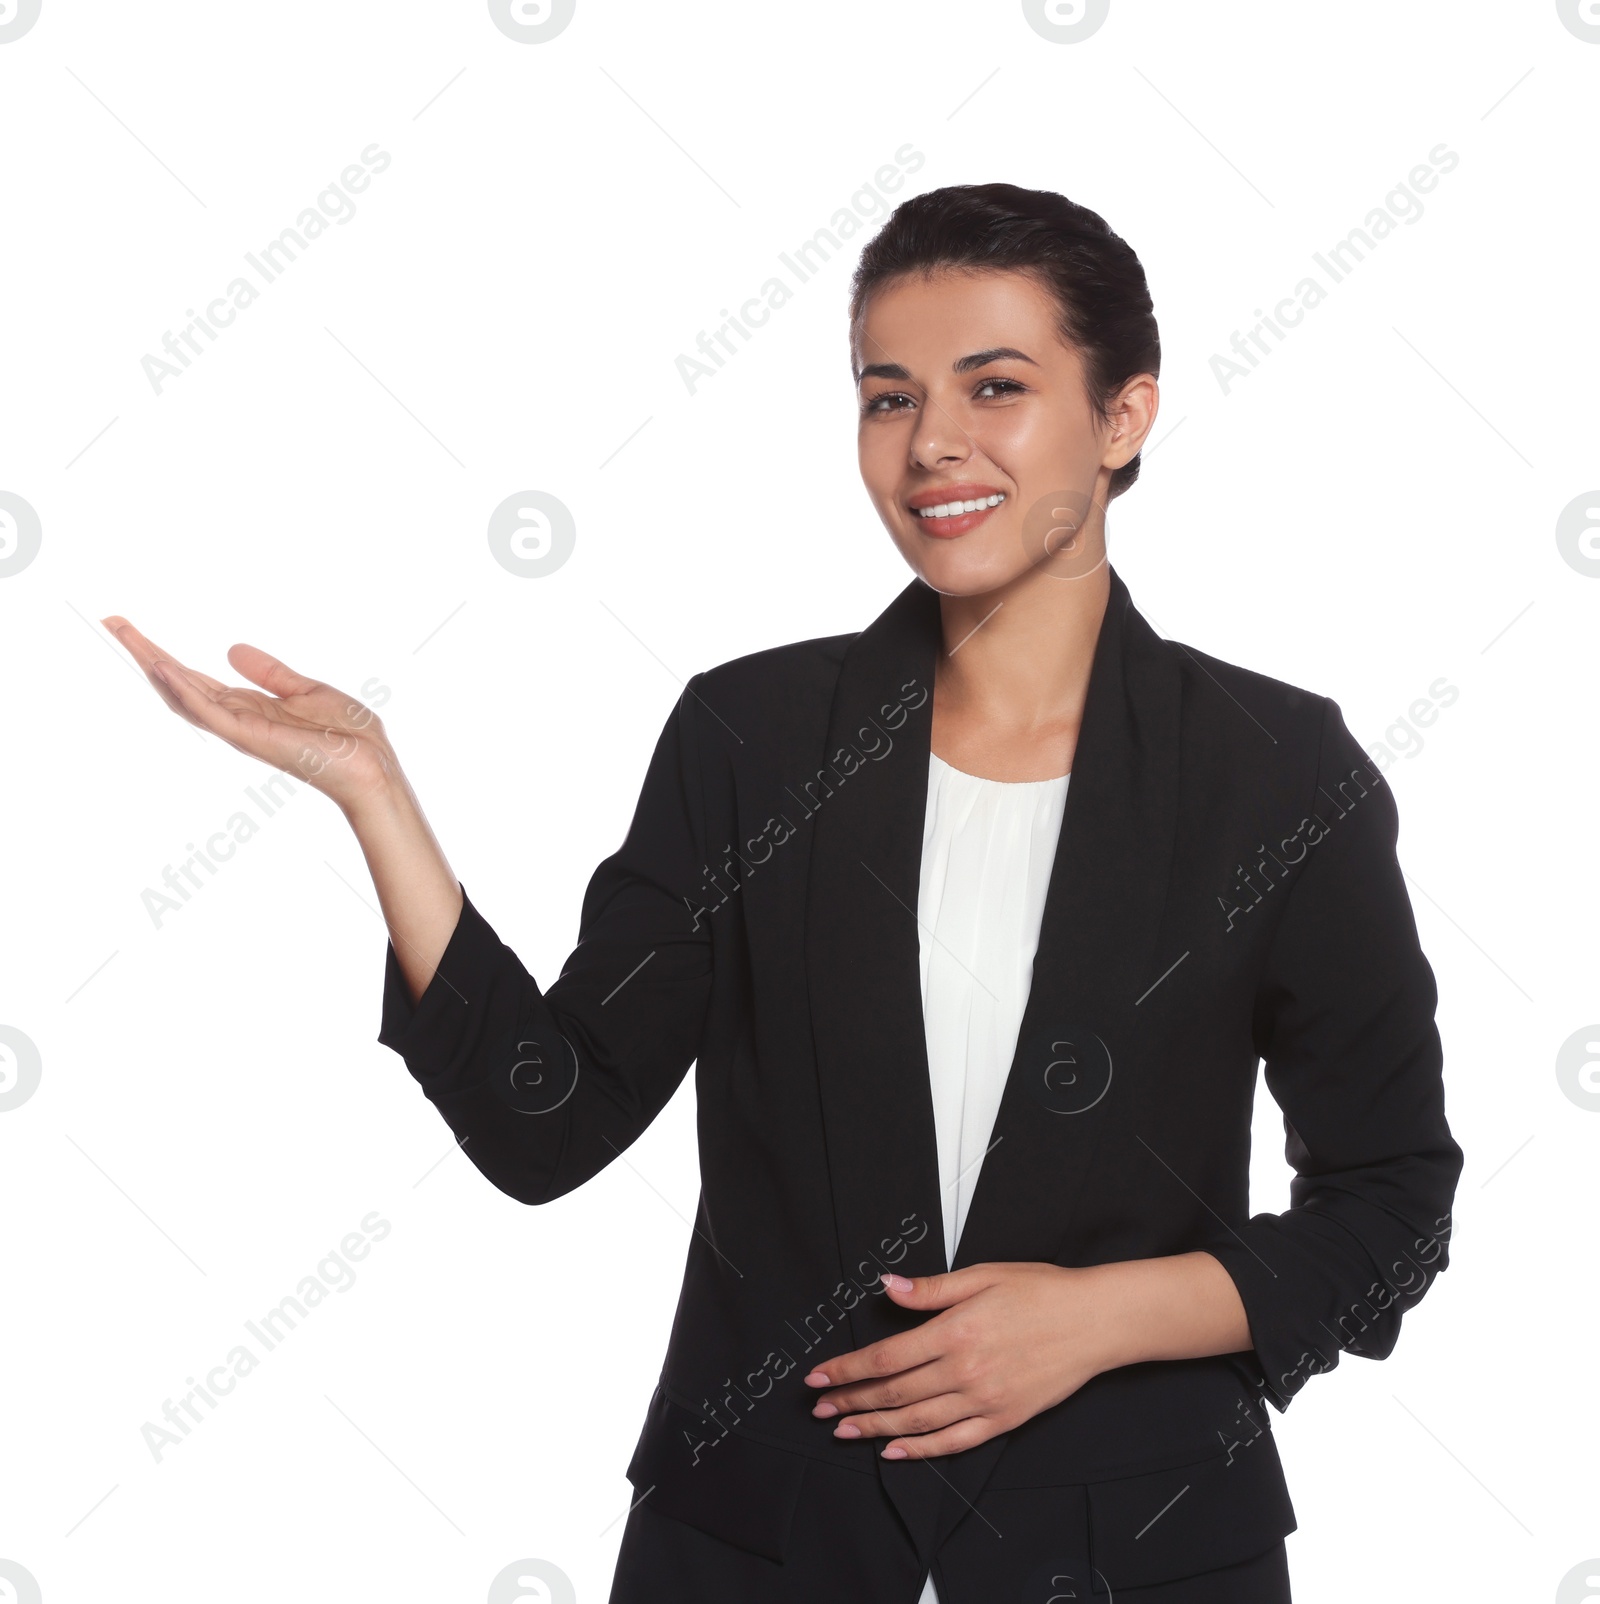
[1, 1, 1595, 1600]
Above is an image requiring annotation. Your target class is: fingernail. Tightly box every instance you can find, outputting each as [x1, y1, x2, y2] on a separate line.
[803, 1371, 830, 1387]
[151, 661, 172, 686]
[881, 1273, 913, 1292]
[833, 1423, 861, 1439]
[882, 1445, 907, 1460]
[811, 1402, 837, 1418]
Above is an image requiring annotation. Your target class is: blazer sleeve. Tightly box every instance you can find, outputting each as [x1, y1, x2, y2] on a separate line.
[1198, 696, 1464, 1412]
[375, 676, 715, 1205]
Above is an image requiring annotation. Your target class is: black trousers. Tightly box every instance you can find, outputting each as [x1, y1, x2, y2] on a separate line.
[610, 1452, 1293, 1603]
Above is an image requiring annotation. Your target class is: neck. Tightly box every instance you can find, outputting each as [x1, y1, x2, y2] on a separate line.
[935, 553, 1111, 734]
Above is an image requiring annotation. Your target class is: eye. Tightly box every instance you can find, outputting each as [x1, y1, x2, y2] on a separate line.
[974, 377, 1026, 400]
[861, 391, 915, 417]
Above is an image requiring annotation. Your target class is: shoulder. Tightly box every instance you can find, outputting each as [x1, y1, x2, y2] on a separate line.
[1165, 635, 1327, 728]
[698, 630, 857, 685]
[1158, 632, 1386, 826]
[1158, 629, 1374, 791]
[684, 630, 856, 745]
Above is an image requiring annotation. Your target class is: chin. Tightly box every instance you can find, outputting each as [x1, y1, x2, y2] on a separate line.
[895, 532, 1034, 599]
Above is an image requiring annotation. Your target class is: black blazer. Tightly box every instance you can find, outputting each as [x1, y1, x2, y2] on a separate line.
[378, 564, 1463, 1599]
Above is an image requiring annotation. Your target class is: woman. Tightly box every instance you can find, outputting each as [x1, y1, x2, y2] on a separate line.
[104, 184, 1462, 1602]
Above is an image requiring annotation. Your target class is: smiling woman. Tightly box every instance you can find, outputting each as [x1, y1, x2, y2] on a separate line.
[848, 189, 1161, 784]
[104, 182, 1461, 1604]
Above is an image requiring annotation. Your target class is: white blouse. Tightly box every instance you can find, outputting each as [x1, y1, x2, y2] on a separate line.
[914, 751, 1070, 1604]
[918, 751, 1072, 1268]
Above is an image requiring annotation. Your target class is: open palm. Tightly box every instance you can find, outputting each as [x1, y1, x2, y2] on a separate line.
[103, 617, 395, 812]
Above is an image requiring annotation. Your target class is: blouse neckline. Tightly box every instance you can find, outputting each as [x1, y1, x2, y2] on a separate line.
[929, 751, 1071, 787]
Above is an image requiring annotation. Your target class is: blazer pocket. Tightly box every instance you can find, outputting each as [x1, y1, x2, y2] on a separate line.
[624, 1386, 809, 1564]
[1084, 1430, 1297, 1593]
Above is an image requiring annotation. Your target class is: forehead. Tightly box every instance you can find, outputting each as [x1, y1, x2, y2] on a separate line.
[852, 267, 1068, 374]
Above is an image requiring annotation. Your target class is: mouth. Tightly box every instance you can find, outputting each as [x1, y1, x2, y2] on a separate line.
[906, 485, 1007, 539]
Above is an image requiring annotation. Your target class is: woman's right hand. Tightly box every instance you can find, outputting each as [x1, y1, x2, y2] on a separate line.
[102, 617, 399, 815]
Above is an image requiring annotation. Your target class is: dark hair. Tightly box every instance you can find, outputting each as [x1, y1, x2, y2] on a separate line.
[848, 183, 1160, 500]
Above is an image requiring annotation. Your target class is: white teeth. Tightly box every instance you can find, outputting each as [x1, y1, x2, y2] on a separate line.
[917, 493, 1005, 519]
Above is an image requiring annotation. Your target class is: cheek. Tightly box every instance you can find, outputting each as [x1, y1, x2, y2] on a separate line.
[979, 404, 1097, 480]
[968, 410, 1048, 476]
[859, 432, 918, 515]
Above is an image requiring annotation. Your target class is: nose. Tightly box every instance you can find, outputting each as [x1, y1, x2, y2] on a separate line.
[909, 397, 974, 471]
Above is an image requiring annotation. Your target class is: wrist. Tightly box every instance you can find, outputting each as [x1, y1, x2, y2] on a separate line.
[1073, 1262, 1146, 1373]
[1078, 1254, 1252, 1372]
[337, 753, 416, 829]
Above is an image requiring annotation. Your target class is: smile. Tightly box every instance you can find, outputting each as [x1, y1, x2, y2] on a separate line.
[908, 490, 1007, 539]
[916, 492, 1006, 518]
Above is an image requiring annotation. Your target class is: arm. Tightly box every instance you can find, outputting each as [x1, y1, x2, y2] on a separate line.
[1194, 695, 1464, 1410]
[805, 696, 1463, 1456]
[375, 679, 715, 1204]
[102, 615, 714, 1207]
[347, 774, 464, 1007]
[103, 616, 464, 998]
[801, 1255, 1252, 1459]
[1078, 1251, 1251, 1364]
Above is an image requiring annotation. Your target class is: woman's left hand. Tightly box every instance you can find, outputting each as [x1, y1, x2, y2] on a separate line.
[803, 1262, 1124, 1460]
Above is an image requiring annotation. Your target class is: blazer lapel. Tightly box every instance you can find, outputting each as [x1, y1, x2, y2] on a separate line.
[802, 561, 1183, 1563]
[802, 573, 947, 1561]
[949, 565, 1182, 1272]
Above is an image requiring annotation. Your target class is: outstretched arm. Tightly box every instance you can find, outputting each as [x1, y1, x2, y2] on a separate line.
[103, 616, 463, 1000]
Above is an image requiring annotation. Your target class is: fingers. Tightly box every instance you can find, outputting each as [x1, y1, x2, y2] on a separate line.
[136, 661, 197, 725]
[112, 634, 212, 727]
[144, 661, 201, 725]
[803, 1327, 941, 1392]
[226, 642, 320, 700]
[101, 617, 228, 693]
[104, 621, 351, 732]
[812, 1355, 955, 1421]
[141, 656, 250, 744]
[828, 1390, 973, 1445]
[881, 1265, 995, 1311]
[880, 1415, 997, 1461]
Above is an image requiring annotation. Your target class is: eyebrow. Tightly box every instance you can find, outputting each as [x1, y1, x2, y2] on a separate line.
[855, 346, 1039, 384]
